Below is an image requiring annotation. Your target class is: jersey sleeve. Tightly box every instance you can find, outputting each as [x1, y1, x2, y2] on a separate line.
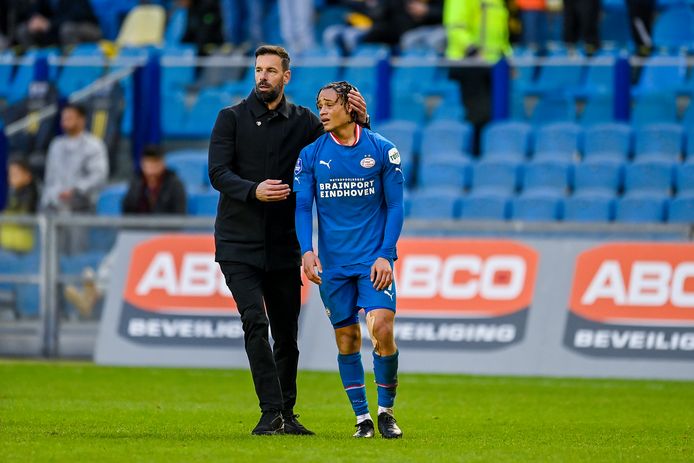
[294, 146, 316, 255]
[378, 140, 405, 260]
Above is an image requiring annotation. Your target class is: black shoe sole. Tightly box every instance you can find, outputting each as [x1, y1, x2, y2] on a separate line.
[381, 433, 403, 439]
[251, 429, 285, 435]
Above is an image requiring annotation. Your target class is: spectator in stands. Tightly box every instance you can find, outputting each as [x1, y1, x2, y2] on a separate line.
[0, 157, 39, 254]
[626, 0, 655, 57]
[222, 0, 275, 51]
[40, 103, 108, 215]
[122, 145, 187, 215]
[16, 0, 102, 48]
[65, 145, 187, 319]
[324, 0, 443, 54]
[0, 0, 33, 49]
[562, 0, 600, 55]
[444, 0, 511, 153]
[278, 0, 316, 55]
[179, 0, 224, 56]
[515, 0, 547, 51]
[40, 103, 108, 253]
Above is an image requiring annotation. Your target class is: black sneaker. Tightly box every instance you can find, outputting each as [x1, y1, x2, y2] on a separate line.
[251, 411, 284, 435]
[377, 413, 402, 439]
[353, 419, 375, 438]
[282, 413, 315, 435]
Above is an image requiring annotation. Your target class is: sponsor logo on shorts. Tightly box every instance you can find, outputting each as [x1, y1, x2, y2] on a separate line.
[118, 235, 310, 346]
[564, 243, 694, 360]
[390, 239, 538, 350]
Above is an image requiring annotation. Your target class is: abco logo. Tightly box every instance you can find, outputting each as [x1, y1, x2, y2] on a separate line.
[118, 235, 310, 346]
[564, 243, 694, 360]
[392, 239, 538, 350]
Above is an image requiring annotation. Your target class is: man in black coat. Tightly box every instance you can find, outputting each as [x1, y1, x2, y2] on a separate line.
[122, 145, 187, 215]
[208, 45, 368, 436]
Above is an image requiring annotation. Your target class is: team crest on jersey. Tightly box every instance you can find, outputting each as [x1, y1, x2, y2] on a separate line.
[388, 147, 401, 165]
[294, 158, 302, 175]
[360, 157, 376, 168]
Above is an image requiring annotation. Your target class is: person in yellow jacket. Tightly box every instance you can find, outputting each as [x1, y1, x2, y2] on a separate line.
[444, 0, 511, 153]
[0, 158, 39, 254]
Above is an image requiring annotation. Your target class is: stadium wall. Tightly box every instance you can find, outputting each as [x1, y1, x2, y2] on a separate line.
[94, 232, 694, 380]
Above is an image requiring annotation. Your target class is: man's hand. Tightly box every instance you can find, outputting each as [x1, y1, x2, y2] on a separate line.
[255, 179, 290, 202]
[370, 257, 392, 291]
[347, 89, 368, 125]
[302, 251, 322, 285]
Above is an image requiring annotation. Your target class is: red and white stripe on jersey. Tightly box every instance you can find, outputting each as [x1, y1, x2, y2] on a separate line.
[329, 124, 362, 146]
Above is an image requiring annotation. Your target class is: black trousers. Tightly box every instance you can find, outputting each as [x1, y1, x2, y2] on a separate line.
[220, 262, 301, 413]
[563, 0, 601, 51]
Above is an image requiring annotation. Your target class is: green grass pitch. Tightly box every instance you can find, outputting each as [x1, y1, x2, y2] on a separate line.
[1, 360, 692, 462]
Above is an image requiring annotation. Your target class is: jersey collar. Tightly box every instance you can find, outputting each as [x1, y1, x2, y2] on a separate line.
[329, 124, 361, 146]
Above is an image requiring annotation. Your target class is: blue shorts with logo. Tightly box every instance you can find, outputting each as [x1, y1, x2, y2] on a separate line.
[318, 261, 396, 328]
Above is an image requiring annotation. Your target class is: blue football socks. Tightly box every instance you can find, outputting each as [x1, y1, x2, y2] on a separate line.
[373, 350, 399, 408]
[338, 352, 369, 416]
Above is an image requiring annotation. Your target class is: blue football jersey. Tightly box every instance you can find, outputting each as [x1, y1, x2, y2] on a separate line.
[294, 125, 405, 268]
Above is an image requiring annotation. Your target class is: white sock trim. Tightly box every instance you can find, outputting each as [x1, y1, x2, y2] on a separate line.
[356, 413, 372, 424]
[378, 406, 394, 416]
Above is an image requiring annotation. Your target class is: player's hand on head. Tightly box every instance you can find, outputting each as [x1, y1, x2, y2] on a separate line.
[255, 179, 290, 202]
[302, 251, 322, 285]
[371, 257, 392, 291]
[347, 89, 368, 124]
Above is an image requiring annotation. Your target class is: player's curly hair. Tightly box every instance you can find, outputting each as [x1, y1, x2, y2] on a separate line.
[316, 81, 357, 122]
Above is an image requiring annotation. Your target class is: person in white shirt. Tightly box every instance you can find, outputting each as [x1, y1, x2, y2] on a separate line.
[40, 103, 108, 214]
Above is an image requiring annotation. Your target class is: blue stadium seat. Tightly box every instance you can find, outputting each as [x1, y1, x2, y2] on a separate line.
[615, 193, 667, 223]
[533, 122, 582, 161]
[458, 192, 509, 221]
[562, 192, 614, 223]
[667, 195, 694, 223]
[390, 94, 428, 123]
[631, 94, 678, 125]
[166, 150, 208, 191]
[583, 122, 631, 162]
[623, 160, 674, 195]
[96, 184, 128, 216]
[573, 159, 622, 195]
[579, 95, 614, 125]
[510, 191, 563, 222]
[634, 123, 684, 162]
[523, 55, 584, 97]
[632, 55, 686, 96]
[481, 121, 531, 160]
[56, 43, 106, 97]
[409, 189, 460, 219]
[530, 95, 575, 124]
[0, 51, 13, 99]
[420, 120, 472, 159]
[342, 45, 389, 102]
[7, 48, 59, 103]
[653, 5, 694, 50]
[60, 251, 106, 277]
[188, 191, 219, 216]
[520, 160, 571, 194]
[600, 8, 632, 45]
[160, 45, 197, 92]
[675, 163, 694, 195]
[184, 89, 231, 137]
[373, 119, 418, 183]
[418, 156, 469, 190]
[430, 98, 465, 122]
[575, 56, 615, 98]
[469, 160, 519, 195]
[15, 252, 41, 317]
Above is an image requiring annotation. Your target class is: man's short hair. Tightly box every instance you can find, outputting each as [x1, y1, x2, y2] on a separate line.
[141, 145, 165, 160]
[63, 102, 87, 118]
[255, 45, 290, 71]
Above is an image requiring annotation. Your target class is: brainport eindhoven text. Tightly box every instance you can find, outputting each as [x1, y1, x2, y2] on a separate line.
[319, 179, 375, 198]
